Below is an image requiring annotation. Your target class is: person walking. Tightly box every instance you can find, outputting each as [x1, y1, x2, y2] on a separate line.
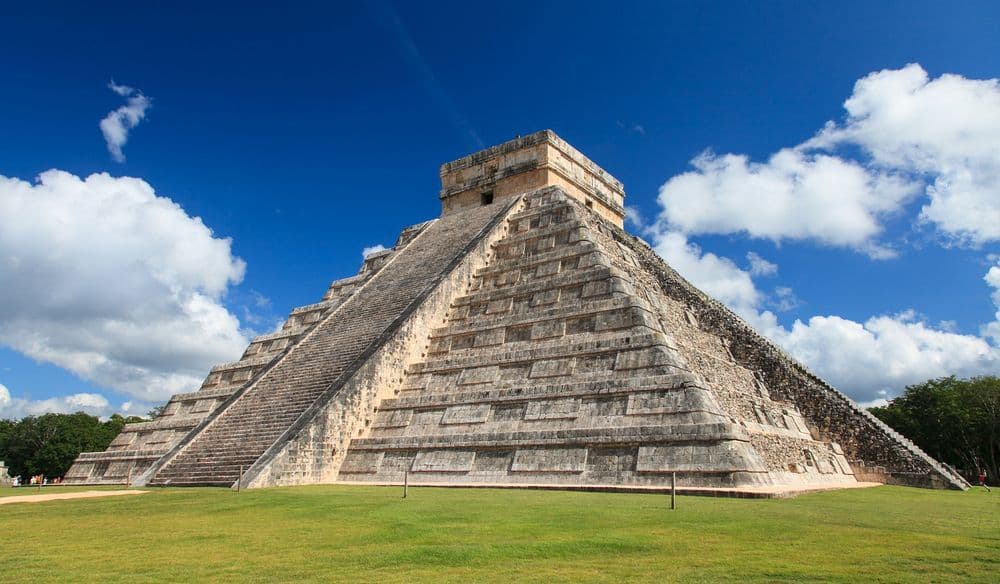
[978, 470, 991, 492]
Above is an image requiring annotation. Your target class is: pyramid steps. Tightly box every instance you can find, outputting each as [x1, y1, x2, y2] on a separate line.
[143, 198, 519, 487]
[70, 130, 964, 492]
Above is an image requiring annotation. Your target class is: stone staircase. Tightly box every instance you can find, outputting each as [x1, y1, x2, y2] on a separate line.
[64, 223, 413, 486]
[337, 189, 858, 489]
[144, 199, 516, 487]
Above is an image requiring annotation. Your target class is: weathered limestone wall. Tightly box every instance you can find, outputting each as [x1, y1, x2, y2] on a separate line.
[242, 197, 524, 487]
[602, 226, 965, 490]
[439, 130, 626, 227]
[68, 223, 420, 486]
[339, 189, 857, 490]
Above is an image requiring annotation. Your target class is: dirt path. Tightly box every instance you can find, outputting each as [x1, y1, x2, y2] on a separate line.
[0, 490, 148, 505]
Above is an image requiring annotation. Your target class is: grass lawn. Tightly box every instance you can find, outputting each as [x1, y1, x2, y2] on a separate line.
[0, 484, 996, 583]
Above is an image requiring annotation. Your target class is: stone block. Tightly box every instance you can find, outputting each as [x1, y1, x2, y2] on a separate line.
[525, 398, 580, 420]
[614, 347, 678, 371]
[411, 450, 475, 473]
[441, 404, 491, 425]
[529, 358, 575, 378]
[595, 309, 632, 332]
[372, 409, 413, 429]
[494, 270, 520, 288]
[486, 298, 513, 315]
[427, 337, 451, 355]
[636, 442, 766, 473]
[340, 451, 384, 474]
[511, 448, 587, 473]
[626, 390, 687, 415]
[530, 319, 565, 340]
[458, 366, 499, 385]
[474, 328, 505, 347]
[530, 289, 560, 306]
[581, 280, 610, 298]
[535, 260, 561, 278]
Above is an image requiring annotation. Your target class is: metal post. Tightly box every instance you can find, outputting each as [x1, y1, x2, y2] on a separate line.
[671, 472, 676, 510]
[403, 471, 408, 499]
[237, 465, 243, 493]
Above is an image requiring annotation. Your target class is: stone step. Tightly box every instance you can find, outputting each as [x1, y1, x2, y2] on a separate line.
[147, 195, 518, 486]
[452, 266, 620, 308]
[350, 422, 748, 452]
[433, 296, 645, 339]
[383, 372, 700, 410]
[407, 331, 675, 375]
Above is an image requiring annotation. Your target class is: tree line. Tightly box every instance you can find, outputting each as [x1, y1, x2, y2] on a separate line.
[870, 375, 999, 485]
[0, 412, 145, 480]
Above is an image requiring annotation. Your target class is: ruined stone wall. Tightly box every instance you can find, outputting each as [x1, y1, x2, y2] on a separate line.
[600, 226, 965, 489]
[65, 242, 402, 486]
[336, 188, 859, 490]
[240, 197, 524, 487]
[0, 461, 13, 487]
[573, 207, 854, 484]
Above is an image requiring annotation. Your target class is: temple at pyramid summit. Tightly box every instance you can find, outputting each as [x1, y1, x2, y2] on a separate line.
[66, 130, 967, 494]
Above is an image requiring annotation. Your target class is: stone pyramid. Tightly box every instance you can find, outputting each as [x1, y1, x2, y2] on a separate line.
[66, 131, 965, 494]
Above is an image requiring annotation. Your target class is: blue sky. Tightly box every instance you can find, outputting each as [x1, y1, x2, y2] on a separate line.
[1, 0, 998, 418]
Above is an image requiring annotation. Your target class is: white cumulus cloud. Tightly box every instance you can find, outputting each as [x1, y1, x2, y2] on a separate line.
[659, 64, 1000, 254]
[806, 64, 1000, 245]
[0, 170, 249, 403]
[658, 148, 916, 257]
[758, 310, 998, 403]
[984, 260, 1000, 344]
[99, 81, 151, 163]
[0, 381, 149, 420]
[746, 252, 778, 277]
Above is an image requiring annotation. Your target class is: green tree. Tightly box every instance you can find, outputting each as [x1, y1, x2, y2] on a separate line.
[0, 412, 145, 480]
[870, 375, 1000, 484]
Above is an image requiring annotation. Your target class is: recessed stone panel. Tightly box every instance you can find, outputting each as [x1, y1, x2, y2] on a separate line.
[531, 319, 566, 340]
[511, 448, 587, 473]
[530, 289, 560, 306]
[529, 358, 575, 378]
[614, 347, 678, 371]
[535, 260, 561, 278]
[595, 309, 633, 332]
[372, 409, 413, 429]
[581, 280, 610, 298]
[474, 328, 505, 347]
[441, 404, 491, 425]
[427, 337, 451, 355]
[411, 450, 475, 473]
[494, 270, 520, 288]
[458, 366, 499, 385]
[525, 398, 580, 420]
[340, 451, 384, 474]
[637, 443, 766, 473]
[473, 450, 514, 472]
[486, 298, 513, 314]
[505, 324, 532, 343]
[626, 391, 687, 415]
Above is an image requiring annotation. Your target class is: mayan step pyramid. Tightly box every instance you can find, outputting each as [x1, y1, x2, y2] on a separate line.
[66, 131, 966, 494]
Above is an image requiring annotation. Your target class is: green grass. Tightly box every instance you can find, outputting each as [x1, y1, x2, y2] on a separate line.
[0, 485, 996, 583]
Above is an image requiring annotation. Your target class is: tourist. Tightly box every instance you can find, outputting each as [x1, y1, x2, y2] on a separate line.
[978, 471, 991, 492]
